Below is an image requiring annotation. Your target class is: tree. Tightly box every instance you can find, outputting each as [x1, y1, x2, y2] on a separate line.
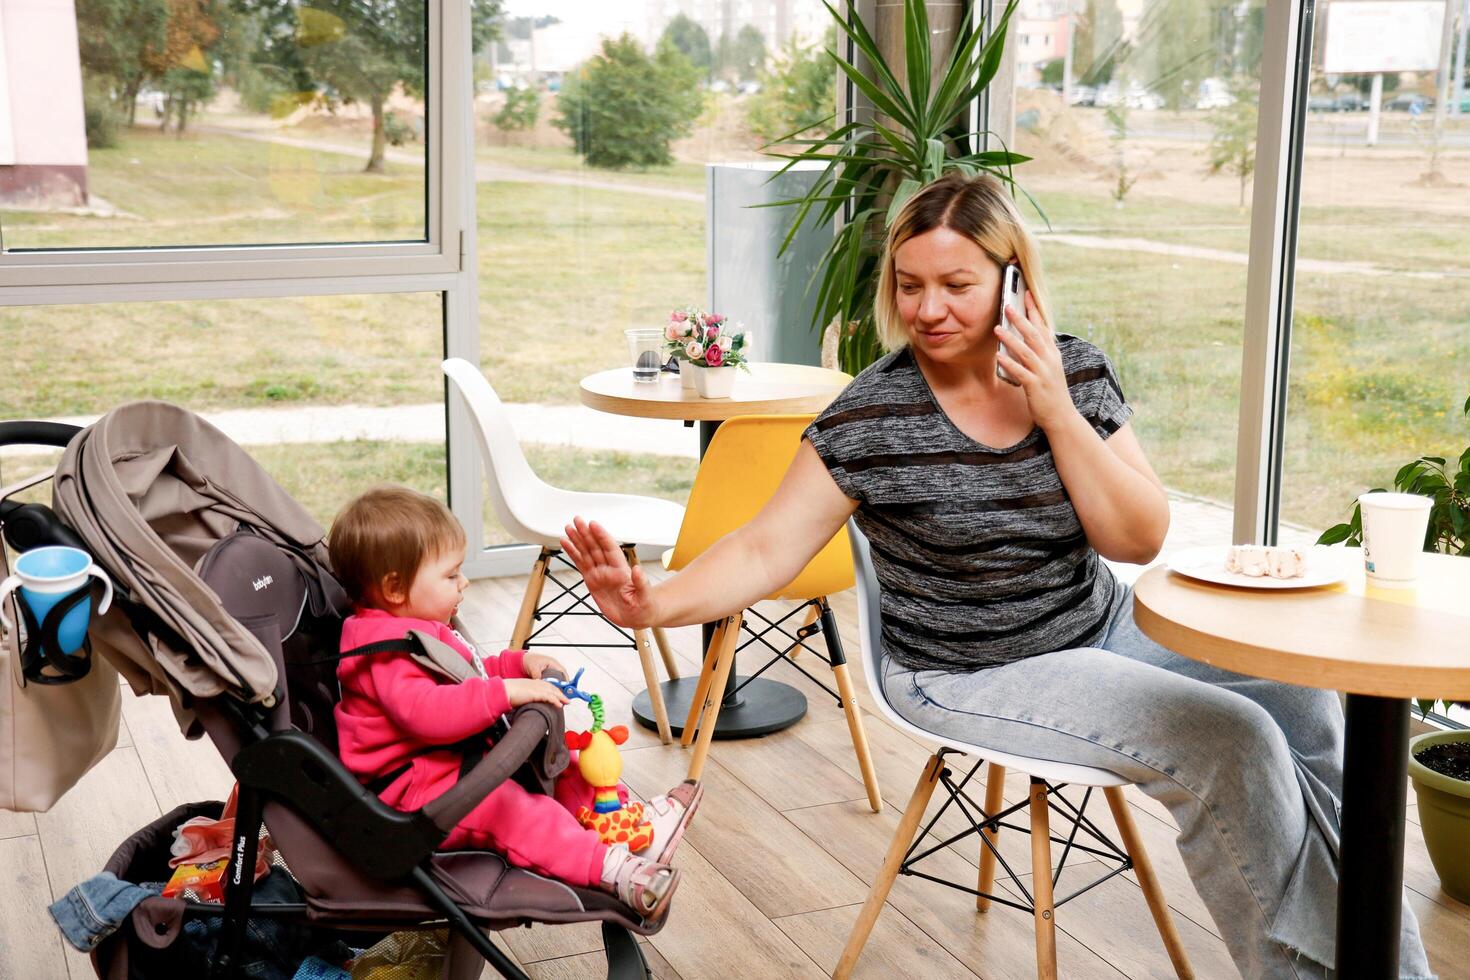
[729, 25, 766, 80]
[239, 0, 504, 172]
[73, 0, 170, 124]
[140, 0, 222, 134]
[1137, 0, 1212, 109]
[1071, 0, 1124, 87]
[746, 33, 834, 142]
[660, 14, 711, 75]
[1039, 57, 1064, 88]
[1207, 83, 1256, 207]
[555, 34, 702, 170]
[74, 0, 228, 130]
[493, 85, 540, 132]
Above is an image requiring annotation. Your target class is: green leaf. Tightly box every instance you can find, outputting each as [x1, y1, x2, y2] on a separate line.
[903, 0, 932, 129]
[923, 138, 945, 181]
[886, 177, 922, 225]
[819, 1, 907, 115]
[826, 51, 917, 133]
[1316, 524, 1354, 545]
[929, 16, 990, 122]
[973, 1, 1019, 95]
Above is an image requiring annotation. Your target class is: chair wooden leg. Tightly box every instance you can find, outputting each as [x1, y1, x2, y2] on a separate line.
[834, 754, 945, 980]
[831, 663, 881, 813]
[621, 548, 681, 680]
[816, 601, 880, 813]
[651, 627, 680, 679]
[1029, 777, 1057, 980]
[977, 762, 1007, 911]
[1104, 787, 1195, 979]
[679, 621, 725, 748]
[633, 628, 672, 744]
[510, 549, 551, 650]
[788, 601, 821, 662]
[686, 618, 738, 782]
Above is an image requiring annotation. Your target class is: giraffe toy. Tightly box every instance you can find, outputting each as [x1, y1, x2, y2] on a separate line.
[554, 669, 656, 853]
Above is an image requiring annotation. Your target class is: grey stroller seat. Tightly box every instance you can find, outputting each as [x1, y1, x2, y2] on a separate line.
[7, 403, 663, 980]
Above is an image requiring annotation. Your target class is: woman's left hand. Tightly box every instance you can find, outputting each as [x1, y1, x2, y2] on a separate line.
[523, 652, 567, 681]
[995, 292, 1078, 432]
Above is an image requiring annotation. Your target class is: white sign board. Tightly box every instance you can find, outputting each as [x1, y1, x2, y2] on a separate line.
[1323, 1, 1447, 74]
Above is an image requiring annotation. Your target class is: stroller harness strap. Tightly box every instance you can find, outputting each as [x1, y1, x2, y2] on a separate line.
[332, 634, 493, 797]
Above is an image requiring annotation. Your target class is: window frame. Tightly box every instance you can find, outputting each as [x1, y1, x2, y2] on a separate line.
[0, 0, 494, 575]
[0, 0, 460, 290]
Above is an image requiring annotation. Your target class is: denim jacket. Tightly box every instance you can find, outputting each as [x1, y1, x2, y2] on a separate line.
[48, 872, 164, 952]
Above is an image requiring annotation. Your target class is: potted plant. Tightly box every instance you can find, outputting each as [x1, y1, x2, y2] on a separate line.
[1319, 394, 1470, 900]
[765, 0, 1029, 375]
[664, 307, 752, 398]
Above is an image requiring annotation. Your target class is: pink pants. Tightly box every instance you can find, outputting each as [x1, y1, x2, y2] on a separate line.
[438, 760, 627, 888]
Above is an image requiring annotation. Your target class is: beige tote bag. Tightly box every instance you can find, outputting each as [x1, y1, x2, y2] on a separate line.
[0, 470, 121, 813]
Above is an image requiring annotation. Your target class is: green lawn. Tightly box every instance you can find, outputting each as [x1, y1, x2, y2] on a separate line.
[5, 127, 425, 249]
[2, 127, 1466, 537]
[475, 144, 708, 193]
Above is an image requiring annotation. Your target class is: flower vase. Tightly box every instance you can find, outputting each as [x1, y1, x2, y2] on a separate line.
[690, 365, 736, 398]
[678, 361, 697, 390]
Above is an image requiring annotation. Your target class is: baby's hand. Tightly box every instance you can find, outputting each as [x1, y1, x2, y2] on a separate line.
[504, 678, 570, 709]
[523, 652, 567, 681]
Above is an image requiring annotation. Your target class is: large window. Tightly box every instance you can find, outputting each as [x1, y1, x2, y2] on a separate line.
[469, 2, 834, 548]
[1279, 0, 1470, 541]
[0, 0, 429, 251]
[0, 292, 449, 528]
[1004, 0, 1267, 556]
[0, 0, 480, 560]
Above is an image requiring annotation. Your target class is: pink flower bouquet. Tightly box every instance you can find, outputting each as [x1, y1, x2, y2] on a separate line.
[664, 306, 752, 371]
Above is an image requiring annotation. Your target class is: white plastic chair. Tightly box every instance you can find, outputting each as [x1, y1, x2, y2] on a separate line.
[836, 521, 1194, 980]
[442, 358, 684, 742]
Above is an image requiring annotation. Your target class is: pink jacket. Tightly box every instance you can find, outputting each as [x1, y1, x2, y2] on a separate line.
[334, 608, 527, 810]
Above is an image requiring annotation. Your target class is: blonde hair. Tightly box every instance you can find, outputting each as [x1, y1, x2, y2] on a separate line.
[875, 171, 1052, 352]
[328, 486, 465, 606]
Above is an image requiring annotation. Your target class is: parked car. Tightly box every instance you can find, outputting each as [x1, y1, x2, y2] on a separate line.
[1307, 94, 1337, 112]
[1068, 84, 1097, 107]
[1386, 93, 1432, 113]
[1123, 83, 1165, 110]
[1335, 93, 1367, 112]
[1193, 78, 1234, 110]
[136, 87, 166, 118]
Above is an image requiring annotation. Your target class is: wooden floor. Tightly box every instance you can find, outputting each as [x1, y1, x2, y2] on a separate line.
[4, 568, 1469, 980]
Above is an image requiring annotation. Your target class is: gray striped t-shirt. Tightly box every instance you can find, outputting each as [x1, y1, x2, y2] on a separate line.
[805, 337, 1134, 673]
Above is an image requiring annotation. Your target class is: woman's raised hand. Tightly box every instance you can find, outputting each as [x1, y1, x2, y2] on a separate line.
[560, 517, 657, 629]
[995, 292, 1076, 432]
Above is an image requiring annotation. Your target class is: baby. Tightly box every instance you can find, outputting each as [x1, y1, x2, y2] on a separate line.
[328, 486, 699, 921]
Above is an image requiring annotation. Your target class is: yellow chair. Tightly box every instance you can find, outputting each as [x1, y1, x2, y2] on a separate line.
[670, 414, 881, 812]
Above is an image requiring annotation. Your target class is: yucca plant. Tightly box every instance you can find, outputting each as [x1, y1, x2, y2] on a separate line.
[764, 0, 1030, 375]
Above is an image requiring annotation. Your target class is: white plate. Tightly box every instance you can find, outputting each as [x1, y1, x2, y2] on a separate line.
[1165, 544, 1349, 590]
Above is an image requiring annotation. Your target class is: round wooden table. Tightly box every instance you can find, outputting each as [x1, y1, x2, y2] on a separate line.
[579, 361, 851, 738]
[1133, 548, 1470, 977]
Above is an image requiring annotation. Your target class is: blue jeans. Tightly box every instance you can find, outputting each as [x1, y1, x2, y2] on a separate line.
[880, 583, 1433, 980]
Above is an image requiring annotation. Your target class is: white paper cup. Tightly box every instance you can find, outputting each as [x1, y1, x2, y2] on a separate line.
[1358, 492, 1433, 588]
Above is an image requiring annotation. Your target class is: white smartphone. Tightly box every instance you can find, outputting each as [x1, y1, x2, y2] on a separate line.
[996, 263, 1027, 386]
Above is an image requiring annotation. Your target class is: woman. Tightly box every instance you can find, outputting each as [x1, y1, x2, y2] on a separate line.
[561, 172, 1431, 979]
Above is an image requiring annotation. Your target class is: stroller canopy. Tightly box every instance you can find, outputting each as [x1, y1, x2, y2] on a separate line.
[54, 401, 338, 716]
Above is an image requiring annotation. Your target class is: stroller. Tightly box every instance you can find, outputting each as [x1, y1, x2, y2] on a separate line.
[1, 402, 663, 980]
